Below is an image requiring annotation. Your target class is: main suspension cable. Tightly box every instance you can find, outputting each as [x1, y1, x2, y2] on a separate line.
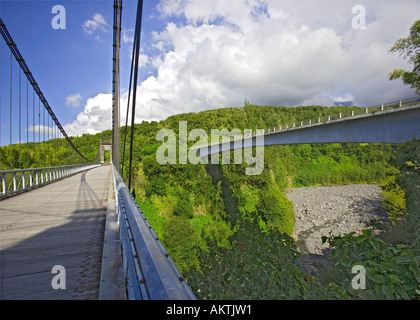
[127, 0, 144, 191]
[0, 18, 95, 162]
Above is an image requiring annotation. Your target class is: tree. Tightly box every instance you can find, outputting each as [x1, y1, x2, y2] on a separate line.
[388, 20, 420, 94]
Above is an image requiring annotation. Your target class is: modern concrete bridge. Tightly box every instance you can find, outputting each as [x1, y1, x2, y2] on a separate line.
[195, 104, 420, 158]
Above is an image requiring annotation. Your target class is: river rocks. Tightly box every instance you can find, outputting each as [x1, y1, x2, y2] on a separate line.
[286, 184, 388, 257]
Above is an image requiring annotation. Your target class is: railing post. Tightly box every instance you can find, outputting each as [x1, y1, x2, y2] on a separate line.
[13, 173, 17, 191]
[22, 172, 26, 190]
[2, 174, 6, 195]
[29, 171, 33, 187]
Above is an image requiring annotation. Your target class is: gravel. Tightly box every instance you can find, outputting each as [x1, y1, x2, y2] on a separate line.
[286, 184, 388, 272]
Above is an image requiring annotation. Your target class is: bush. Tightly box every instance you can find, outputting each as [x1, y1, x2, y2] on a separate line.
[382, 187, 406, 223]
[203, 219, 236, 249]
[257, 185, 294, 235]
[322, 230, 420, 300]
[173, 197, 194, 219]
[380, 171, 406, 223]
[162, 217, 205, 273]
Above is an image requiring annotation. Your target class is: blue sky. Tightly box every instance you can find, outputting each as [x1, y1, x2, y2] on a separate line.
[1, 0, 163, 144]
[1, 0, 419, 144]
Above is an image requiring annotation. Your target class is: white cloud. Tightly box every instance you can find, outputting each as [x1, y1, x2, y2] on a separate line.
[27, 124, 54, 134]
[64, 93, 113, 136]
[133, 0, 418, 119]
[65, 93, 82, 107]
[122, 28, 134, 44]
[82, 13, 108, 36]
[67, 0, 420, 135]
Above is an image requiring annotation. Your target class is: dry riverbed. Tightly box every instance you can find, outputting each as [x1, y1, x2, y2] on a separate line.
[286, 184, 389, 273]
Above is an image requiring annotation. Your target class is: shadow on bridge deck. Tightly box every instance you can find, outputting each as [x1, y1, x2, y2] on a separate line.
[0, 166, 116, 300]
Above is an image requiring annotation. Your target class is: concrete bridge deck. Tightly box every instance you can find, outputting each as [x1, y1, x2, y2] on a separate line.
[0, 166, 113, 300]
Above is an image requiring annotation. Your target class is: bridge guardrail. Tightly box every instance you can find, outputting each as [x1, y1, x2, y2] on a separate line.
[112, 165, 197, 300]
[0, 163, 101, 200]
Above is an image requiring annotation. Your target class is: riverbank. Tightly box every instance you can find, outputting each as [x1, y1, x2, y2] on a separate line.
[286, 184, 389, 273]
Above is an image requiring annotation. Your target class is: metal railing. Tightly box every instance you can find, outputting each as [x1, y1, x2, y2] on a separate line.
[112, 165, 196, 300]
[0, 163, 101, 199]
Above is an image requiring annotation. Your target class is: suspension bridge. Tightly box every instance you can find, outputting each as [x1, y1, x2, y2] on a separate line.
[1, 0, 419, 300]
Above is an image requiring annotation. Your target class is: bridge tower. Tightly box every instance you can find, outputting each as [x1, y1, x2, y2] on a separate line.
[112, 0, 122, 173]
[100, 137, 113, 164]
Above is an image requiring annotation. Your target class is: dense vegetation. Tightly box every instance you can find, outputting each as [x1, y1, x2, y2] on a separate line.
[117, 104, 417, 299]
[0, 132, 101, 169]
[1, 104, 418, 299]
[312, 140, 419, 299]
[120, 106, 394, 276]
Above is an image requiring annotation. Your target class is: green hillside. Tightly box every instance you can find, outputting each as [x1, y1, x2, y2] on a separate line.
[2, 104, 418, 299]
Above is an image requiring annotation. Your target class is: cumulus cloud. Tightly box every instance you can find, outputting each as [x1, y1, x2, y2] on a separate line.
[65, 93, 82, 107]
[134, 0, 419, 120]
[64, 93, 113, 136]
[67, 0, 420, 135]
